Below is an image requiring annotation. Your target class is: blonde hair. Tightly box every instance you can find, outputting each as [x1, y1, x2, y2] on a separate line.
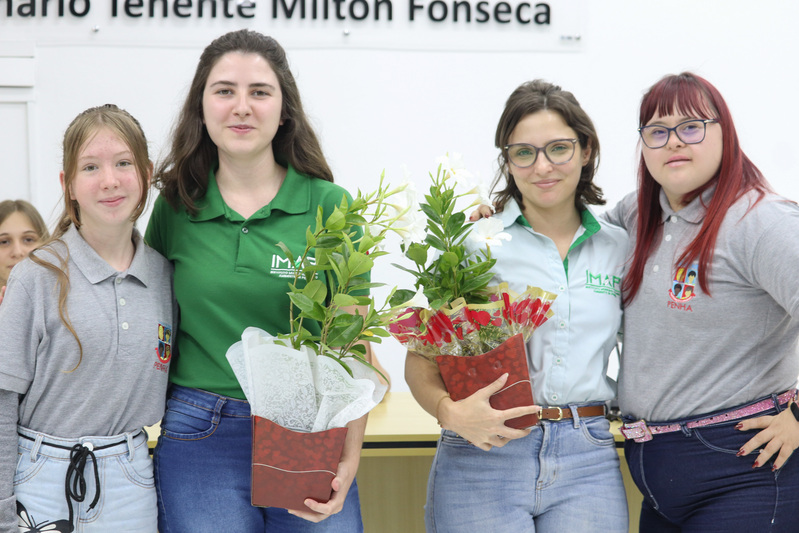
[30, 104, 151, 371]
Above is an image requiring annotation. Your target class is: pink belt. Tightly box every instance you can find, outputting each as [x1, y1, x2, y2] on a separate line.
[620, 390, 798, 443]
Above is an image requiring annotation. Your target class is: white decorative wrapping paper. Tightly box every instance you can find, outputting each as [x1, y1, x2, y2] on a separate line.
[226, 327, 386, 432]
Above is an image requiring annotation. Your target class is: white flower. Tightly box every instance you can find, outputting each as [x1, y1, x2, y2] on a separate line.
[386, 180, 418, 215]
[392, 210, 427, 248]
[436, 152, 474, 186]
[467, 181, 494, 212]
[403, 287, 429, 309]
[385, 180, 426, 247]
[469, 217, 511, 247]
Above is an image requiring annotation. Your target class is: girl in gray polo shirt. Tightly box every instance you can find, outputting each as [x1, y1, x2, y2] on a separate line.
[0, 105, 174, 532]
[609, 72, 799, 531]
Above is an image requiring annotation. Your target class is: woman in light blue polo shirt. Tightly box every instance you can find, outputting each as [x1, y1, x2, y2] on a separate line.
[406, 80, 629, 532]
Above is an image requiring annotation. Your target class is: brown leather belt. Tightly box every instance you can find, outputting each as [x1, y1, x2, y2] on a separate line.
[539, 405, 606, 421]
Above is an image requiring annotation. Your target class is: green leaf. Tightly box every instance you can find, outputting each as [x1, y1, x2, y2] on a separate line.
[288, 293, 326, 321]
[301, 279, 327, 305]
[389, 289, 417, 307]
[276, 242, 295, 266]
[345, 213, 367, 226]
[406, 242, 429, 266]
[425, 234, 447, 251]
[349, 344, 367, 356]
[347, 251, 374, 277]
[305, 227, 317, 247]
[348, 282, 385, 292]
[333, 293, 359, 307]
[439, 251, 459, 271]
[325, 208, 347, 231]
[445, 212, 466, 236]
[315, 235, 343, 249]
[420, 203, 442, 224]
[357, 233, 376, 254]
[460, 272, 496, 295]
[326, 314, 365, 347]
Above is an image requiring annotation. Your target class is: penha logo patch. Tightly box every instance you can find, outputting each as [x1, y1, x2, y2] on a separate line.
[154, 322, 173, 371]
[669, 262, 699, 304]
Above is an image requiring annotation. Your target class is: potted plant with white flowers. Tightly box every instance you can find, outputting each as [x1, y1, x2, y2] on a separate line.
[388, 154, 558, 429]
[225, 173, 412, 510]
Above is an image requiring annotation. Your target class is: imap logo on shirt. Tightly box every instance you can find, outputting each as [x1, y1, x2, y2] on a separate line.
[585, 270, 621, 297]
[269, 253, 316, 279]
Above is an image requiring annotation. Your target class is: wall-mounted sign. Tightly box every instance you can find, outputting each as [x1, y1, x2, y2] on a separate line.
[0, 0, 585, 51]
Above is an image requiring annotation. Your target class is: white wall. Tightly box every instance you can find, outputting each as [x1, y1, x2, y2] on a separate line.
[2, 0, 798, 391]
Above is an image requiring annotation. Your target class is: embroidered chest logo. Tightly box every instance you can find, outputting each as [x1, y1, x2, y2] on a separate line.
[154, 322, 173, 372]
[269, 254, 317, 279]
[585, 270, 622, 297]
[668, 262, 698, 311]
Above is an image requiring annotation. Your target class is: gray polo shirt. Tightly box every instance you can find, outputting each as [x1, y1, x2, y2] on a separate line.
[604, 189, 799, 421]
[0, 225, 175, 436]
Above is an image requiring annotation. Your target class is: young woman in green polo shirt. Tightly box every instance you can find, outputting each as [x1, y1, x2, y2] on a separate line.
[146, 29, 368, 532]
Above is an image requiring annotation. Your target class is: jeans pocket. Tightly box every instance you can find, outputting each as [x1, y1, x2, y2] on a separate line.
[693, 424, 752, 455]
[13, 448, 48, 486]
[161, 398, 218, 441]
[579, 417, 615, 447]
[116, 449, 155, 488]
[439, 430, 472, 448]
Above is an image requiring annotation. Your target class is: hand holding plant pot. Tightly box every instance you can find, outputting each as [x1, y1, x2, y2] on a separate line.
[389, 155, 557, 430]
[225, 173, 411, 511]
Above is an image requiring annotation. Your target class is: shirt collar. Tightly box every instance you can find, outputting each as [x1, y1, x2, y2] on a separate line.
[659, 184, 717, 224]
[498, 199, 601, 240]
[63, 225, 152, 286]
[189, 163, 311, 222]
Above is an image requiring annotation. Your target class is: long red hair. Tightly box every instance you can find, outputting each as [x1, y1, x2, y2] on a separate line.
[623, 72, 771, 303]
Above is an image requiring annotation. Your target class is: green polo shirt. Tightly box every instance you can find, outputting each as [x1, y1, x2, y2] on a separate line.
[145, 165, 358, 398]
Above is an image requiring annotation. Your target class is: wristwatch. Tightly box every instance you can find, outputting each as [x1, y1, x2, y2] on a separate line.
[790, 400, 799, 423]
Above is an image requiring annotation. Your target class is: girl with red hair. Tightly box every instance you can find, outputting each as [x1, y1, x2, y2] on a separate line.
[607, 72, 799, 531]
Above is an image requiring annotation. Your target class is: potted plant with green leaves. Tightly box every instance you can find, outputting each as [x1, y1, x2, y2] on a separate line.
[225, 173, 413, 511]
[388, 154, 558, 429]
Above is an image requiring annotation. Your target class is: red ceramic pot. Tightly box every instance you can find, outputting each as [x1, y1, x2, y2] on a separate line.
[435, 333, 537, 429]
[251, 416, 348, 510]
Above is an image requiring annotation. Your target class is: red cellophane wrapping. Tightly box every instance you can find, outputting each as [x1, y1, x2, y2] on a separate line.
[390, 284, 557, 429]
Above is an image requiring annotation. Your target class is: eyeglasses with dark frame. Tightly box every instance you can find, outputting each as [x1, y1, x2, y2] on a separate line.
[504, 139, 579, 168]
[638, 119, 719, 149]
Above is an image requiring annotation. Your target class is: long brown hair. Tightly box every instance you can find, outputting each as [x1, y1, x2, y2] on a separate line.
[30, 104, 151, 371]
[155, 29, 334, 214]
[491, 79, 604, 213]
[623, 73, 771, 303]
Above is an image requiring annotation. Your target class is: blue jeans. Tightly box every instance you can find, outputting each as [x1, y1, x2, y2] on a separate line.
[15, 426, 155, 532]
[154, 385, 363, 533]
[425, 405, 628, 533]
[624, 393, 799, 532]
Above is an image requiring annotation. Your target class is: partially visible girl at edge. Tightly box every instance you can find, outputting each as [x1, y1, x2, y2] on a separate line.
[0, 200, 49, 304]
[606, 73, 799, 532]
[406, 80, 629, 533]
[145, 29, 371, 532]
[0, 104, 175, 532]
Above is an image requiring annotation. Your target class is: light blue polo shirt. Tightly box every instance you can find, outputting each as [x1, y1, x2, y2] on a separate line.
[466, 200, 629, 406]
